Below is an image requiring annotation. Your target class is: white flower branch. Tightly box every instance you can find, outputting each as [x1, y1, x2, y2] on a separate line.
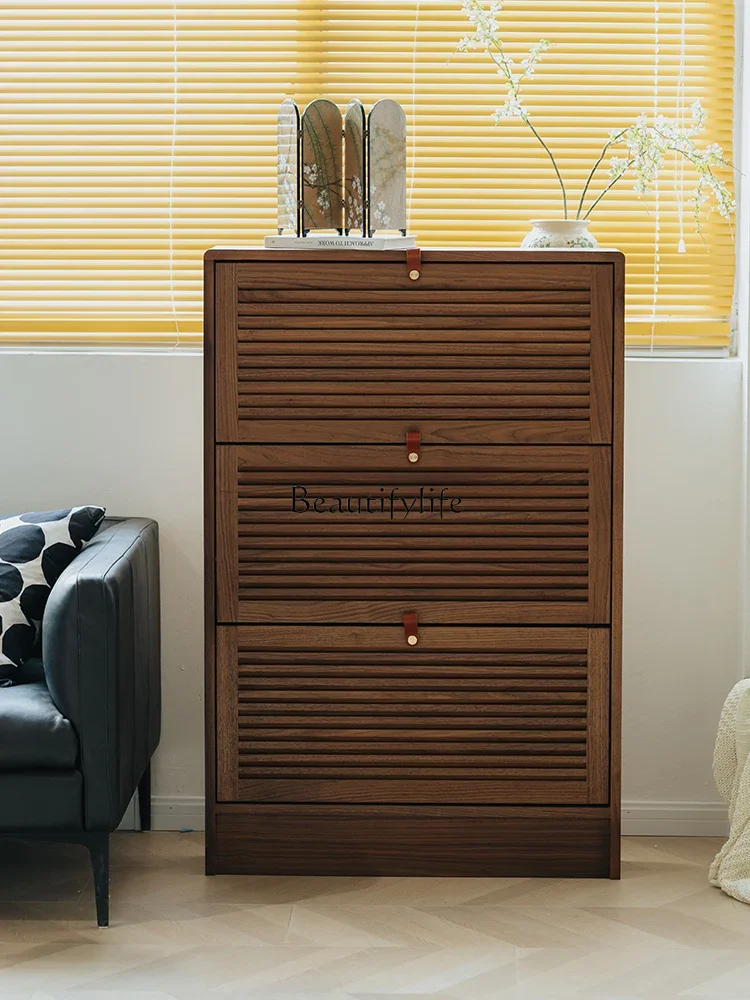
[458, 1, 565, 216]
[457, 0, 735, 234]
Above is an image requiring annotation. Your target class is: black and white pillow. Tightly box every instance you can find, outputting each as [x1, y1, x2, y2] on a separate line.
[0, 506, 105, 679]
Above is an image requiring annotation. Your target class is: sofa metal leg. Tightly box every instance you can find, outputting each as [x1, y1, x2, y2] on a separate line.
[137, 762, 152, 832]
[88, 833, 110, 928]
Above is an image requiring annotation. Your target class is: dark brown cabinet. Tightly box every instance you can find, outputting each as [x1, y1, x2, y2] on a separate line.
[205, 248, 623, 878]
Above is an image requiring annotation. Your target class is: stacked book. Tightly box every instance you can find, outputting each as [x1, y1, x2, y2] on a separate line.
[264, 234, 416, 251]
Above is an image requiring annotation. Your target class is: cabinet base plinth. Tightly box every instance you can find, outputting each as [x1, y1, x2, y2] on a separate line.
[212, 805, 617, 878]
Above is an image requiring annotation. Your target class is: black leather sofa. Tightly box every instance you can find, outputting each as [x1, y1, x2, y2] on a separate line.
[0, 517, 160, 926]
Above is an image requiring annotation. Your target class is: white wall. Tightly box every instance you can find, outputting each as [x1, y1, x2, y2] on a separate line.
[0, 352, 743, 834]
[622, 359, 743, 834]
[1, 352, 205, 830]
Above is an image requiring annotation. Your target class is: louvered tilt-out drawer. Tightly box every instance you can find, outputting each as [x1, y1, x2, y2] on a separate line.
[217, 443, 611, 624]
[217, 625, 609, 806]
[205, 248, 624, 879]
[215, 257, 613, 445]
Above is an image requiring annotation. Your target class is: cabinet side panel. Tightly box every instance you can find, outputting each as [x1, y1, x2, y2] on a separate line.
[610, 256, 625, 878]
[204, 257, 217, 872]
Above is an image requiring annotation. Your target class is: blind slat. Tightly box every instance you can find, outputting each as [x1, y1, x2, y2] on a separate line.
[0, 0, 735, 348]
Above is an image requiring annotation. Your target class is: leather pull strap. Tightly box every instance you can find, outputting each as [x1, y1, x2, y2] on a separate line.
[404, 611, 419, 646]
[406, 430, 421, 464]
[406, 247, 421, 281]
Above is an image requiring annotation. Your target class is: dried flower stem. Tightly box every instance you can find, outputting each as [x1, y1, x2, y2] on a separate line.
[582, 160, 635, 219]
[576, 130, 628, 219]
[523, 115, 569, 219]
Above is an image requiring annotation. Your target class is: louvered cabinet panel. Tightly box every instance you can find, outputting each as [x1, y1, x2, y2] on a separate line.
[216, 443, 611, 624]
[217, 625, 609, 805]
[215, 256, 613, 445]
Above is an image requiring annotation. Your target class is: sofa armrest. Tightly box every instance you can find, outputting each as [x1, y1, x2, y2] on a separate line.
[42, 518, 161, 831]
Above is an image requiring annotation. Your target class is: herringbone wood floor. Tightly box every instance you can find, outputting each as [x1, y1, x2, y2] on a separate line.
[0, 834, 746, 998]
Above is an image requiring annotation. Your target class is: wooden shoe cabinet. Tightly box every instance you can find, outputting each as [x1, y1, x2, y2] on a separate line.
[205, 248, 624, 877]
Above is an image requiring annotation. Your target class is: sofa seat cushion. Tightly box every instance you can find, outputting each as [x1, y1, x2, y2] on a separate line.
[0, 682, 77, 769]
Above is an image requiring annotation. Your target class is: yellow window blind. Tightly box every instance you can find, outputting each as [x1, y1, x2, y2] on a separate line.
[0, 0, 735, 348]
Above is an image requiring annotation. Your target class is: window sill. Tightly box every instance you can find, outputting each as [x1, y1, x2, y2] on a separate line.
[0, 345, 739, 363]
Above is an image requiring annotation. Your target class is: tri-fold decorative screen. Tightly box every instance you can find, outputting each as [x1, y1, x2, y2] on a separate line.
[278, 98, 407, 237]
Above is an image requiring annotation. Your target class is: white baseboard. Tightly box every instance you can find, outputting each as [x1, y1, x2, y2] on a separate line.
[123, 796, 728, 838]
[117, 795, 205, 831]
[622, 800, 728, 836]
[151, 795, 206, 831]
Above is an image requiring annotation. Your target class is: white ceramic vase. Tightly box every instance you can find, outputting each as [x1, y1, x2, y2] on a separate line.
[521, 218, 598, 249]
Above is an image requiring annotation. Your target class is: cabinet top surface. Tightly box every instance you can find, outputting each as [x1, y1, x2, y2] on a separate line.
[204, 246, 625, 266]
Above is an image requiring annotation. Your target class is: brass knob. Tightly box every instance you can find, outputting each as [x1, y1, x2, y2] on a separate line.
[407, 634, 418, 645]
[408, 451, 419, 463]
[409, 269, 420, 281]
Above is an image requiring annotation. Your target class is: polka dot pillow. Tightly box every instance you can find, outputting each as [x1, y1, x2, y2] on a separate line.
[0, 507, 105, 680]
